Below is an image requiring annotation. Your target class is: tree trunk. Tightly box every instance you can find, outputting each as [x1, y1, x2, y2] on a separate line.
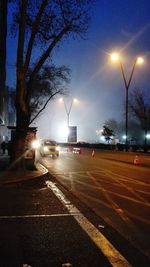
[10, 129, 27, 167]
[0, 0, 7, 142]
[10, 78, 31, 168]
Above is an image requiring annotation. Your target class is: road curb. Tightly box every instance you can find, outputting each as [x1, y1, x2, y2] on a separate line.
[0, 163, 49, 186]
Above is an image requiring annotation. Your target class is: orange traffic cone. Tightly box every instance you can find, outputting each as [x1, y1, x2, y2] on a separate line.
[79, 148, 81, 154]
[92, 150, 95, 157]
[134, 155, 140, 165]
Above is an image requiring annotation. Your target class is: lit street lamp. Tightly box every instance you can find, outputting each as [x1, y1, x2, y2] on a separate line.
[111, 52, 143, 151]
[59, 98, 78, 142]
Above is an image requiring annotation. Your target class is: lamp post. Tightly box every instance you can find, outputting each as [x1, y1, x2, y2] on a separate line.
[111, 53, 143, 151]
[59, 98, 78, 142]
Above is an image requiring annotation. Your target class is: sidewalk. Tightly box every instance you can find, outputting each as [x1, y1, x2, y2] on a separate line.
[0, 154, 113, 267]
[0, 154, 48, 185]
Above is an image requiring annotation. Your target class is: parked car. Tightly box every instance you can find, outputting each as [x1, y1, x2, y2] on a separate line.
[40, 139, 59, 157]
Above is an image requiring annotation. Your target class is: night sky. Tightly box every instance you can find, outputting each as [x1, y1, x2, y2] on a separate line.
[7, 0, 150, 142]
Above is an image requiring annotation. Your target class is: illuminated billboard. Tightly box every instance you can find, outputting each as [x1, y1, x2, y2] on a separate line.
[68, 126, 77, 143]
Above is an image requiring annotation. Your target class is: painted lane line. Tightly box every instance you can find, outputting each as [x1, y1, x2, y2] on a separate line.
[46, 180, 132, 267]
[95, 169, 150, 187]
[87, 171, 149, 257]
[107, 172, 149, 205]
[0, 214, 77, 219]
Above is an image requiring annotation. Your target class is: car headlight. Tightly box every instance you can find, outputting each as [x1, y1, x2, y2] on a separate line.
[31, 139, 40, 149]
[56, 146, 60, 151]
[43, 146, 49, 152]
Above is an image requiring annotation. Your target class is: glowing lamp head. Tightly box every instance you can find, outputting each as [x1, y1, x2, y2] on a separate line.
[111, 52, 120, 62]
[146, 133, 150, 139]
[137, 57, 144, 64]
[73, 98, 78, 103]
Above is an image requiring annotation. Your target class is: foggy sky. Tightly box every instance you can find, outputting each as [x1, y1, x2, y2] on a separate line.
[7, 0, 150, 142]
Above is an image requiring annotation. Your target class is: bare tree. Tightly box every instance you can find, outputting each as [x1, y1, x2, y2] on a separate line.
[104, 119, 119, 138]
[9, 0, 94, 163]
[102, 125, 114, 144]
[104, 118, 142, 144]
[129, 88, 150, 149]
[28, 64, 70, 124]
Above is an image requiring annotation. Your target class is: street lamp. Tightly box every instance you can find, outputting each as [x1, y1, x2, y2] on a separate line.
[59, 98, 78, 142]
[111, 52, 143, 151]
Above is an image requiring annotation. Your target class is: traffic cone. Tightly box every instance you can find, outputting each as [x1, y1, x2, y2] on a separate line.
[134, 155, 140, 165]
[92, 150, 95, 157]
[79, 148, 81, 154]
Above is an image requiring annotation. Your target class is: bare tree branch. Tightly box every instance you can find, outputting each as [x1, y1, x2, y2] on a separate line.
[29, 89, 62, 125]
[28, 26, 69, 85]
[24, 0, 49, 72]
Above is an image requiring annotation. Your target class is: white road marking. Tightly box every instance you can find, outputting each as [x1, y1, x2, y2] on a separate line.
[87, 171, 150, 257]
[46, 180, 132, 267]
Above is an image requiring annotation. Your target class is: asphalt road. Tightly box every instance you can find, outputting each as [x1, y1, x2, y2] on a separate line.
[0, 149, 149, 267]
[41, 148, 150, 266]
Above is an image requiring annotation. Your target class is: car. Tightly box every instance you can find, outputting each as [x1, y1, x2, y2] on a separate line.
[40, 139, 59, 157]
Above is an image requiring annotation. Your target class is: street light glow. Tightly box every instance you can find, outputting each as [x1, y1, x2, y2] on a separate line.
[111, 52, 120, 62]
[73, 98, 78, 103]
[59, 97, 78, 103]
[137, 57, 144, 64]
[146, 133, 150, 139]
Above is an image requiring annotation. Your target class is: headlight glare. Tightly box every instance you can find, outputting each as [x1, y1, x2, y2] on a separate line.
[43, 146, 49, 152]
[31, 140, 40, 149]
